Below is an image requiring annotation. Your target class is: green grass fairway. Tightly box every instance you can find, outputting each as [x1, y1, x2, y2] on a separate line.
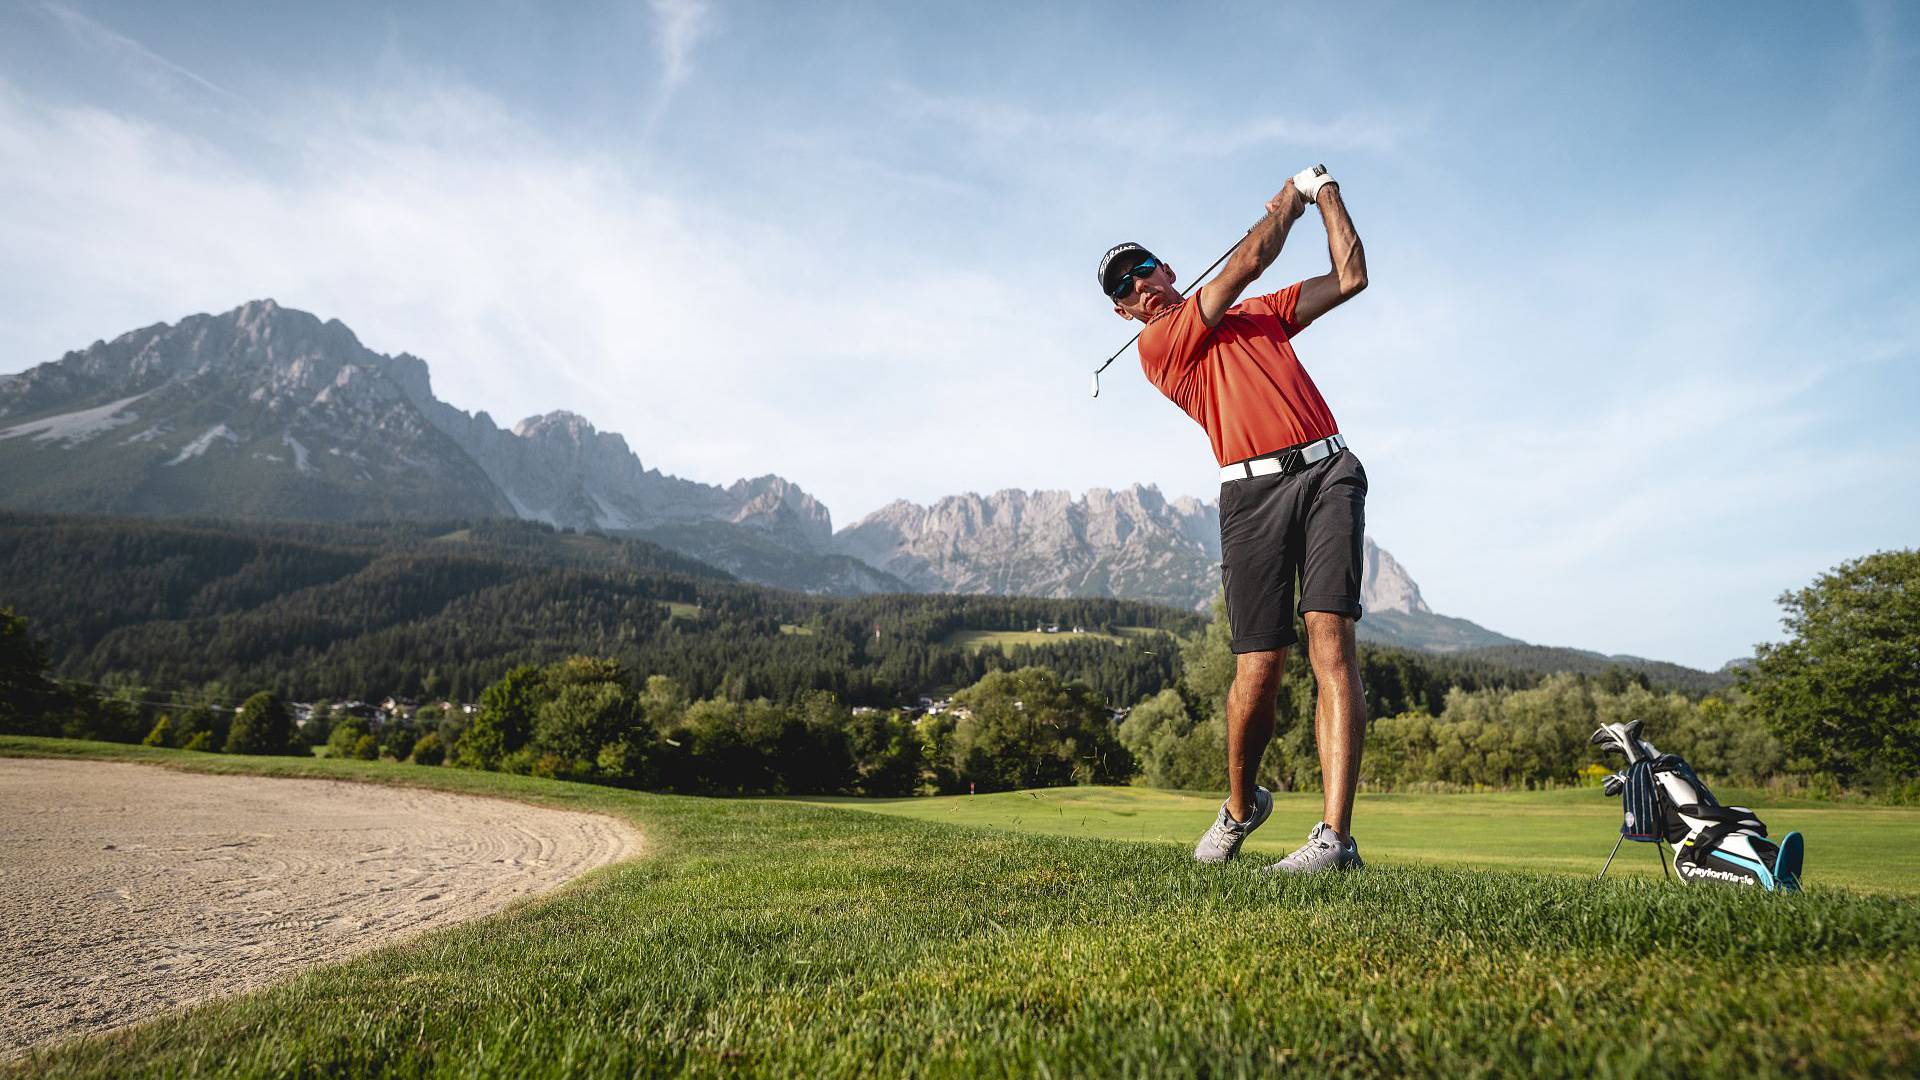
[944, 627, 1129, 651]
[942, 626, 1172, 654]
[5, 737, 1918, 1078]
[794, 785, 1920, 895]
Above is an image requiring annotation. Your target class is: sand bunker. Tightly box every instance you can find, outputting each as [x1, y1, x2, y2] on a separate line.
[0, 758, 642, 1055]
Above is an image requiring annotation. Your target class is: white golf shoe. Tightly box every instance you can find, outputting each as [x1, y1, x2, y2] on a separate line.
[1261, 821, 1364, 874]
[1193, 786, 1273, 864]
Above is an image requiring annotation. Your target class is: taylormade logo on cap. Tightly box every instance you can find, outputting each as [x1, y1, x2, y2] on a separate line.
[1098, 242, 1154, 297]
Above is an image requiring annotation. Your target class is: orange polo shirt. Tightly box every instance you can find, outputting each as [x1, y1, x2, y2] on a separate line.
[1137, 281, 1339, 467]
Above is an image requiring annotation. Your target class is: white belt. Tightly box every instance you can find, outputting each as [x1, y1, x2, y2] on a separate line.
[1220, 434, 1347, 482]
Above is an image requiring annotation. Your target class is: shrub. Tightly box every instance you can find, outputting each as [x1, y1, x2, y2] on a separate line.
[225, 692, 293, 755]
[327, 718, 370, 759]
[142, 715, 175, 748]
[379, 722, 417, 762]
[410, 731, 445, 766]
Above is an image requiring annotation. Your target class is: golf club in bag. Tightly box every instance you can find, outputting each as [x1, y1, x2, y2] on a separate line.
[1590, 719, 1804, 890]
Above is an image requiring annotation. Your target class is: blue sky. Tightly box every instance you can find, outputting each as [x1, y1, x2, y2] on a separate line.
[1, 0, 1914, 669]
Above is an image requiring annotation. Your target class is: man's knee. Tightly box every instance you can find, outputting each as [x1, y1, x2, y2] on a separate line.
[1233, 648, 1287, 697]
[1302, 612, 1358, 674]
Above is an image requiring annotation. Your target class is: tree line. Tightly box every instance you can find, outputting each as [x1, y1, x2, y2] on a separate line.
[5, 513, 1909, 799]
[0, 513, 1196, 707]
[1119, 551, 1918, 799]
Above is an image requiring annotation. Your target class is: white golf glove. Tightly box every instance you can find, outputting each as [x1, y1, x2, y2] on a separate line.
[1292, 164, 1334, 203]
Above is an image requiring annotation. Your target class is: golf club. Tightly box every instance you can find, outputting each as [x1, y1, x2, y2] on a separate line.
[1091, 165, 1326, 398]
[1090, 230, 1246, 398]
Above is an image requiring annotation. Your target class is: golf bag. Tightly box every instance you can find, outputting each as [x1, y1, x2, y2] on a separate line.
[1590, 720, 1803, 890]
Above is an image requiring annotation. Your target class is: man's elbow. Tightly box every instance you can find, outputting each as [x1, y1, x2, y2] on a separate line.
[1338, 272, 1368, 299]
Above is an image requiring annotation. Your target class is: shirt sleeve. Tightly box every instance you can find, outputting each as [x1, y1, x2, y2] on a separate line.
[1135, 296, 1214, 407]
[1238, 281, 1309, 339]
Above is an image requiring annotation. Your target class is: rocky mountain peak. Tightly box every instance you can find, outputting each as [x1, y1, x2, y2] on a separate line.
[0, 300, 512, 522]
[725, 474, 833, 548]
[1361, 537, 1431, 615]
[834, 485, 1220, 610]
[511, 409, 595, 440]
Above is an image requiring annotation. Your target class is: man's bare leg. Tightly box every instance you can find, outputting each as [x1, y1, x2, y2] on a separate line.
[1304, 611, 1365, 835]
[1225, 648, 1285, 821]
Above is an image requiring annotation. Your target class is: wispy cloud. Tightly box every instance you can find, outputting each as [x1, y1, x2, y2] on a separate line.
[0, 2, 1912, 671]
[645, 0, 713, 126]
[0, 77, 1081, 524]
[36, 1, 237, 103]
[890, 85, 1420, 159]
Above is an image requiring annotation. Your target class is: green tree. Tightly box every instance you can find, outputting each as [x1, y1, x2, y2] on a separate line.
[1118, 688, 1227, 791]
[328, 716, 372, 759]
[1744, 549, 1920, 783]
[789, 691, 857, 794]
[224, 692, 293, 755]
[949, 667, 1132, 791]
[845, 708, 924, 796]
[530, 681, 640, 779]
[458, 666, 546, 769]
[1168, 594, 1308, 791]
[1178, 597, 1238, 718]
[171, 704, 226, 753]
[0, 607, 60, 736]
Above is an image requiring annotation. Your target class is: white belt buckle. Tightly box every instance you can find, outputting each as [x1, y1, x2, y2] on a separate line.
[1221, 435, 1344, 483]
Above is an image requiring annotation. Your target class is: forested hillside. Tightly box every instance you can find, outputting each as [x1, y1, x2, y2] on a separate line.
[1, 512, 1738, 717]
[0, 513, 1194, 705]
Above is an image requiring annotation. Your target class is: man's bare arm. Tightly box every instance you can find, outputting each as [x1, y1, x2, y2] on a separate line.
[1293, 183, 1368, 326]
[1195, 180, 1306, 327]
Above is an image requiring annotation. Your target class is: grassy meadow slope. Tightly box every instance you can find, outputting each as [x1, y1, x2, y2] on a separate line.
[796, 786, 1920, 894]
[4, 738, 1916, 1078]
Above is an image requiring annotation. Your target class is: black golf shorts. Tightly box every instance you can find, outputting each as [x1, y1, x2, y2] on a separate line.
[1218, 448, 1367, 653]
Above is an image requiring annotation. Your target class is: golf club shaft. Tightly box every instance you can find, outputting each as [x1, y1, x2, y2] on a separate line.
[1091, 214, 1266, 391]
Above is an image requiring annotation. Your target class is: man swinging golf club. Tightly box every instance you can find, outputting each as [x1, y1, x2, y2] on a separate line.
[1099, 164, 1370, 873]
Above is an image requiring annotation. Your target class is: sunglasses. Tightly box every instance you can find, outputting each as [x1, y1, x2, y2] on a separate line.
[1107, 256, 1160, 300]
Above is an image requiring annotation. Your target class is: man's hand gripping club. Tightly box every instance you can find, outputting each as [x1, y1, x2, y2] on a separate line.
[1193, 163, 1342, 328]
[1199, 162, 1368, 329]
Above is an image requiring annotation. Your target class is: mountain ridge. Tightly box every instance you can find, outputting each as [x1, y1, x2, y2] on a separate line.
[0, 300, 895, 594]
[3, 300, 1565, 659]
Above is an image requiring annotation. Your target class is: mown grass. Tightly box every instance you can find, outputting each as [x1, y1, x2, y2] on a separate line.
[942, 626, 1173, 653]
[943, 628, 1133, 652]
[4, 736, 1917, 1078]
[795, 785, 1920, 894]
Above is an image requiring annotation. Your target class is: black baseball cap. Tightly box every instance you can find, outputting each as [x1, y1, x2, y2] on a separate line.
[1097, 242, 1157, 298]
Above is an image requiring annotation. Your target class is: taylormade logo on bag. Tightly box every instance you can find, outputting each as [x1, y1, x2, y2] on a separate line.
[1678, 862, 1752, 885]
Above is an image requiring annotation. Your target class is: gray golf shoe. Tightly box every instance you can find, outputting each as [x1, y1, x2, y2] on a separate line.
[1193, 786, 1273, 864]
[1261, 822, 1364, 875]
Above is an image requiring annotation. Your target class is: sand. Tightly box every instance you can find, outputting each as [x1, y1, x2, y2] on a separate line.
[0, 758, 643, 1056]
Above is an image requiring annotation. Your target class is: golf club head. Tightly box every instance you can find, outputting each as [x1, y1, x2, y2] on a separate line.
[1091, 371, 1101, 398]
[1602, 773, 1626, 797]
[1591, 721, 1659, 763]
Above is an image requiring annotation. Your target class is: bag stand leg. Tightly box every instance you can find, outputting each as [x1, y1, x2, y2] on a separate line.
[1598, 838, 1676, 882]
[1597, 834, 1626, 880]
